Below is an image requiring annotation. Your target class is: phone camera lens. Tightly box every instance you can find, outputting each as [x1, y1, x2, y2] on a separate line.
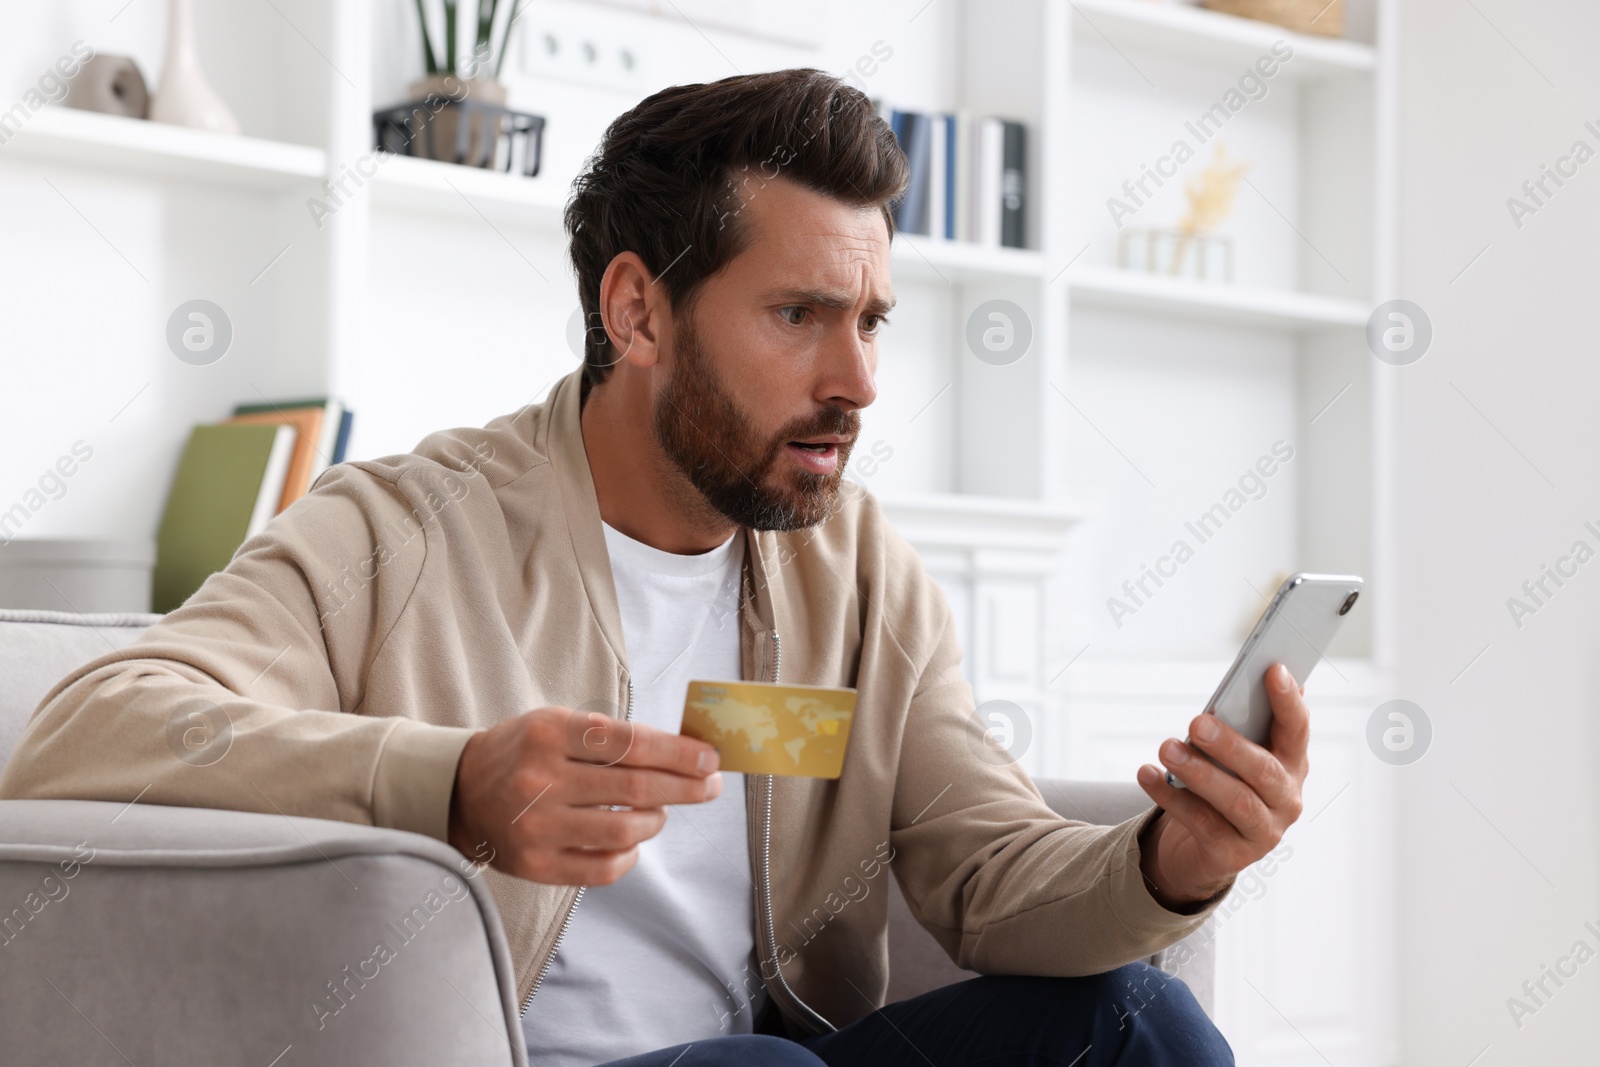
[1339, 591, 1359, 616]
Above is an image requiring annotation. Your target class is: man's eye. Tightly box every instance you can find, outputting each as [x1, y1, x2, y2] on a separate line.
[862, 314, 888, 334]
[780, 307, 808, 326]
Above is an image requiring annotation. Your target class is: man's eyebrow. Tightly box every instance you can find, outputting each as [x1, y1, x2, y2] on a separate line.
[764, 288, 897, 316]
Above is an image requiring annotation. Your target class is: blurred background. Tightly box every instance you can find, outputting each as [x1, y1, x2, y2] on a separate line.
[1, 0, 1594, 1061]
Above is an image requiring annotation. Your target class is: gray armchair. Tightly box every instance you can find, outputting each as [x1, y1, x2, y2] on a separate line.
[0, 609, 1214, 1064]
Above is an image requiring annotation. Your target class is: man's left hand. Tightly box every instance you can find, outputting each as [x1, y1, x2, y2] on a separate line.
[1134, 662, 1309, 910]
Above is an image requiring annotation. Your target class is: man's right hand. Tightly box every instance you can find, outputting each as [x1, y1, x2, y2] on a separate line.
[447, 706, 723, 886]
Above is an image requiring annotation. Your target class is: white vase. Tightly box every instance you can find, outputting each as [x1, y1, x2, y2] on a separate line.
[149, 0, 240, 135]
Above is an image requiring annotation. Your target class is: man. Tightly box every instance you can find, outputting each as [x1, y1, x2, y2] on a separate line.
[1, 69, 1311, 1065]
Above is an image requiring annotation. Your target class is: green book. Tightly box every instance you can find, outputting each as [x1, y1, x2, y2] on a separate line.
[154, 422, 297, 613]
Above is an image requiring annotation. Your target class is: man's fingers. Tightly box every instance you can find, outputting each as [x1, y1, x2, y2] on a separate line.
[1265, 664, 1311, 774]
[1136, 764, 1239, 851]
[565, 711, 719, 776]
[1156, 739, 1275, 844]
[564, 761, 724, 808]
[538, 806, 668, 851]
[520, 846, 644, 887]
[564, 711, 639, 767]
[1186, 715, 1300, 814]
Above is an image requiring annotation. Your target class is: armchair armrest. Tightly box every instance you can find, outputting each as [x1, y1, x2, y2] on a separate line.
[1033, 779, 1217, 1013]
[885, 779, 1217, 1016]
[0, 799, 526, 1066]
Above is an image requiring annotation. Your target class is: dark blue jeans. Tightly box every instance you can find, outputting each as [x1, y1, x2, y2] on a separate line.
[594, 963, 1233, 1066]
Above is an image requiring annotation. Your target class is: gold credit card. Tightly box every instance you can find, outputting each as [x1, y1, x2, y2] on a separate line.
[680, 680, 857, 779]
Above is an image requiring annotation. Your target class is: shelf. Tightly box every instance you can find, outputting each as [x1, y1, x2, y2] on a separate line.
[1068, 264, 1366, 331]
[1, 106, 325, 191]
[875, 491, 1088, 551]
[370, 169, 1038, 267]
[371, 154, 568, 228]
[890, 234, 1048, 284]
[1069, 0, 1376, 81]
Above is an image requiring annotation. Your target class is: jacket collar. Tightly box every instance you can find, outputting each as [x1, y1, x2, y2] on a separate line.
[545, 367, 629, 671]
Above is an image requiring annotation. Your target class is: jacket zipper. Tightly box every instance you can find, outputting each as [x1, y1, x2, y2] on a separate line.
[759, 630, 836, 1033]
[521, 676, 635, 1017]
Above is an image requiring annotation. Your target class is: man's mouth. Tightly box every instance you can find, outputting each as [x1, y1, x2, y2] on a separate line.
[785, 437, 846, 473]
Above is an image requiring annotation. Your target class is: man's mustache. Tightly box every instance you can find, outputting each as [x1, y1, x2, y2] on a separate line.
[777, 407, 859, 444]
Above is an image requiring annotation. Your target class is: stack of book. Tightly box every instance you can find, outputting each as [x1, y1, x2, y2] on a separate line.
[153, 398, 353, 613]
[883, 105, 1027, 249]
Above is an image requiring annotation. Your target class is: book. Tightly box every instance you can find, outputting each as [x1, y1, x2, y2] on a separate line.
[1001, 120, 1027, 249]
[881, 102, 1027, 249]
[227, 407, 324, 512]
[953, 107, 972, 242]
[890, 109, 932, 236]
[942, 113, 957, 240]
[332, 408, 354, 464]
[972, 116, 1005, 247]
[230, 396, 347, 504]
[153, 422, 296, 613]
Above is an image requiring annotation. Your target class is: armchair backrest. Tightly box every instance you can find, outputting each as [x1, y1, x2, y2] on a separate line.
[0, 609, 160, 767]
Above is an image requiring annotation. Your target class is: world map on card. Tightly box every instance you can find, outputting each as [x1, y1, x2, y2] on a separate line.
[680, 680, 857, 778]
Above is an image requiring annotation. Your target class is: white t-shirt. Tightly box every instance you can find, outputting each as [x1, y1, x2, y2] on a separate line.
[520, 520, 769, 1065]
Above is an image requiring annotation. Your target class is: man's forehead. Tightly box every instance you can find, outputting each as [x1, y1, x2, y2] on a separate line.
[737, 177, 888, 249]
[732, 180, 893, 303]
[744, 248, 895, 315]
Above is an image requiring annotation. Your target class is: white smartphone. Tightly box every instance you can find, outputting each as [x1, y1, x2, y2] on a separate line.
[1168, 572, 1364, 788]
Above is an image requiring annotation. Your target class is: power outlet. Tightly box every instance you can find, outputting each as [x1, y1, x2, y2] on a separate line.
[513, 8, 648, 92]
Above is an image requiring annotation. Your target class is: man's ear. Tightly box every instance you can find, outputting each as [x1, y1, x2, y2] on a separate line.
[598, 251, 669, 371]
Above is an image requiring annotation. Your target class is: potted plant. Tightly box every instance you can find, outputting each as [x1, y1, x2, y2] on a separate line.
[406, 0, 519, 166]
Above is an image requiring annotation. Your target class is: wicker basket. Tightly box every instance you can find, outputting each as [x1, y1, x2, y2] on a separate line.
[1202, 0, 1344, 37]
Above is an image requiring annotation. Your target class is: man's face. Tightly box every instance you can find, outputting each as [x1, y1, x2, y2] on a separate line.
[652, 177, 892, 532]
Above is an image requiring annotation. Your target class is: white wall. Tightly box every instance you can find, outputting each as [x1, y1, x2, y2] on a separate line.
[1396, 0, 1600, 1061]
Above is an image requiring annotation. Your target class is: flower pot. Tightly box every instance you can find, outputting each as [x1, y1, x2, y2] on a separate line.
[404, 75, 509, 168]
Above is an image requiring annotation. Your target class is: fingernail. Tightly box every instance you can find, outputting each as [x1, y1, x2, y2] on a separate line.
[1275, 664, 1295, 691]
[705, 771, 724, 798]
[699, 749, 720, 774]
[1193, 715, 1219, 742]
[1161, 739, 1189, 765]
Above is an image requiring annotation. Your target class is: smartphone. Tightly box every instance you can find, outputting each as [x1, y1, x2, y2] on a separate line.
[1168, 572, 1364, 788]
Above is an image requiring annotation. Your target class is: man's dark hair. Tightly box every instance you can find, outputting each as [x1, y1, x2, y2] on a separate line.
[564, 68, 909, 387]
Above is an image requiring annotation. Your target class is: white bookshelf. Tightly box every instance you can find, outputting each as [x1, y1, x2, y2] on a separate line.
[890, 234, 1049, 283]
[1047, 1, 1397, 1062]
[878, 491, 1088, 545]
[370, 153, 567, 227]
[6, 105, 325, 190]
[1069, 0, 1377, 78]
[1069, 263, 1369, 330]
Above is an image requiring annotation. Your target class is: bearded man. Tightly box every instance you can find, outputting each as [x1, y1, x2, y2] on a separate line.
[3, 68, 1319, 1067]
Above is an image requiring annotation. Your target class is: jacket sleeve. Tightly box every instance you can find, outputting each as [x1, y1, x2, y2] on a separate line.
[885, 563, 1229, 977]
[0, 465, 476, 841]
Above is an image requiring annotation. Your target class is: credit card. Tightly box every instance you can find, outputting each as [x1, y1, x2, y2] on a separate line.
[680, 679, 857, 779]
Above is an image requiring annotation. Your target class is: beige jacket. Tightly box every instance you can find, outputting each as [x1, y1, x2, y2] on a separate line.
[0, 367, 1219, 1035]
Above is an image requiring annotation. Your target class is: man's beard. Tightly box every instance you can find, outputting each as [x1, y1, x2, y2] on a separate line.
[653, 315, 858, 532]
